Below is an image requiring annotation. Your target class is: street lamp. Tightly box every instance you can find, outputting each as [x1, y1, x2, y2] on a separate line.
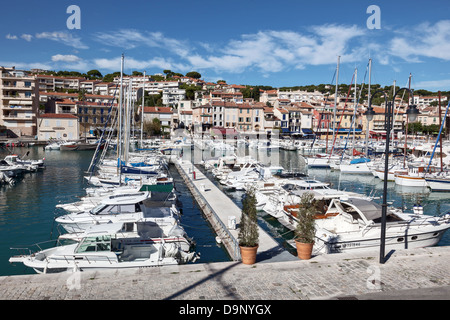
[366, 87, 420, 264]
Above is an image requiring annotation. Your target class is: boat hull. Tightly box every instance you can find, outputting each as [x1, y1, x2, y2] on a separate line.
[315, 228, 448, 254]
[425, 178, 450, 191]
[394, 175, 427, 187]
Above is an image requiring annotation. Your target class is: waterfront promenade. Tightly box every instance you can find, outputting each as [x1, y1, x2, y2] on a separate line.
[1, 246, 449, 300]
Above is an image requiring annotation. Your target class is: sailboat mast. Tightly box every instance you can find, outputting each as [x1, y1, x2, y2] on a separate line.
[403, 74, 411, 168]
[141, 71, 146, 149]
[352, 68, 357, 158]
[365, 58, 372, 156]
[118, 54, 124, 175]
[332, 56, 340, 152]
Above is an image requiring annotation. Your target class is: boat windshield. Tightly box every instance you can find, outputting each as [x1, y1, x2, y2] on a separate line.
[89, 204, 136, 215]
[75, 235, 111, 253]
[90, 204, 108, 215]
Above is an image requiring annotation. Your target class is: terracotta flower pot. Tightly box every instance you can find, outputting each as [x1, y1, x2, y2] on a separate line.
[240, 245, 258, 265]
[295, 241, 314, 260]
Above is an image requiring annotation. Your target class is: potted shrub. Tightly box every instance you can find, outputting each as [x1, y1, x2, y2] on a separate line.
[238, 188, 259, 265]
[294, 192, 318, 260]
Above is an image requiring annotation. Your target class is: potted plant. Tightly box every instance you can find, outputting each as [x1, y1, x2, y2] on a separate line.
[238, 188, 259, 265]
[294, 192, 318, 260]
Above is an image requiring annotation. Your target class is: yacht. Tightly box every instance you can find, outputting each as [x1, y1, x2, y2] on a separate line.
[9, 222, 198, 274]
[425, 171, 450, 191]
[55, 191, 179, 234]
[307, 198, 450, 254]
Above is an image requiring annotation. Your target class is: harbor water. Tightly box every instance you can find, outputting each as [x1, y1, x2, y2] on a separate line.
[0, 145, 449, 276]
[0, 146, 229, 276]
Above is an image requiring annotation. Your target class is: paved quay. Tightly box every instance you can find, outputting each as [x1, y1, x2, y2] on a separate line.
[1, 246, 449, 300]
[175, 159, 294, 263]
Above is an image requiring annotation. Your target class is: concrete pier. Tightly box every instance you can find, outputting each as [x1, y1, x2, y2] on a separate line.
[175, 159, 295, 263]
[1, 246, 449, 300]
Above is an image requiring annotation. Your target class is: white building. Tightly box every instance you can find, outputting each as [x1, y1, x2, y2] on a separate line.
[0, 66, 39, 136]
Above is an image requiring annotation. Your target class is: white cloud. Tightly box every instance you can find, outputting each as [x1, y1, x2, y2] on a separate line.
[93, 56, 189, 72]
[51, 54, 81, 63]
[21, 34, 33, 42]
[0, 61, 52, 70]
[186, 25, 367, 74]
[93, 29, 189, 56]
[389, 20, 450, 62]
[35, 31, 88, 49]
[6, 34, 18, 40]
[414, 79, 450, 90]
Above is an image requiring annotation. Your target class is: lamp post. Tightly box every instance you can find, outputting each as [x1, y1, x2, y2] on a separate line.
[366, 87, 420, 264]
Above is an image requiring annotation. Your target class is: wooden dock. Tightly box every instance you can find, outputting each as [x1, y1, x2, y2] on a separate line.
[174, 159, 295, 263]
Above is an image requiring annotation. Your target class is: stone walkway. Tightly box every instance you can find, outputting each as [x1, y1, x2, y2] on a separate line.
[1, 246, 449, 301]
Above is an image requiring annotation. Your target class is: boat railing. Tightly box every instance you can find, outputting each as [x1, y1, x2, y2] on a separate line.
[61, 254, 115, 265]
[10, 239, 61, 260]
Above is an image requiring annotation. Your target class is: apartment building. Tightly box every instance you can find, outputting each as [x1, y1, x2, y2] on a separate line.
[113, 77, 185, 106]
[36, 74, 84, 92]
[0, 66, 39, 136]
[413, 95, 448, 107]
[37, 113, 79, 140]
[143, 106, 173, 132]
[77, 101, 117, 136]
[260, 89, 325, 106]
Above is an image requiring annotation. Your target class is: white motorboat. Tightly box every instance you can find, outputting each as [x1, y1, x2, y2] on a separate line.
[283, 197, 450, 255]
[339, 157, 372, 174]
[305, 154, 340, 169]
[260, 179, 370, 219]
[5, 154, 45, 170]
[3, 154, 39, 173]
[55, 191, 179, 234]
[425, 171, 450, 191]
[9, 223, 198, 274]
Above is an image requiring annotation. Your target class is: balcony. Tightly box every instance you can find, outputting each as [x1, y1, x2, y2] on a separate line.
[1, 74, 34, 80]
[2, 105, 33, 110]
[2, 114, 36, 121]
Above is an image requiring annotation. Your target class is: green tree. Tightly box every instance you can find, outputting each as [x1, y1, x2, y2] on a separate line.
[407, 122, 423, 134]
[87, 69, 103, 79]
[186, 71, 201, 79]
[103, 72, 124, 83]
[144, 92, 163, 107]
[180, 83, 199, 100]
[144, 118, 162, 136]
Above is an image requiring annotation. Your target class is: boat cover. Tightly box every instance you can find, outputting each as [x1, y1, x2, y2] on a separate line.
[341, 198, 383, 221]
[350, 158, 370, 164]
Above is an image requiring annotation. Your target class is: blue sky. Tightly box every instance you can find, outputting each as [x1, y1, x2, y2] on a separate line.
[2, 0, 450, 91]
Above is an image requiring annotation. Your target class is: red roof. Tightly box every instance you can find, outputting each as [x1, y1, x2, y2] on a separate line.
[143, 107, 173, 114]
[38, 113, 78, 119]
